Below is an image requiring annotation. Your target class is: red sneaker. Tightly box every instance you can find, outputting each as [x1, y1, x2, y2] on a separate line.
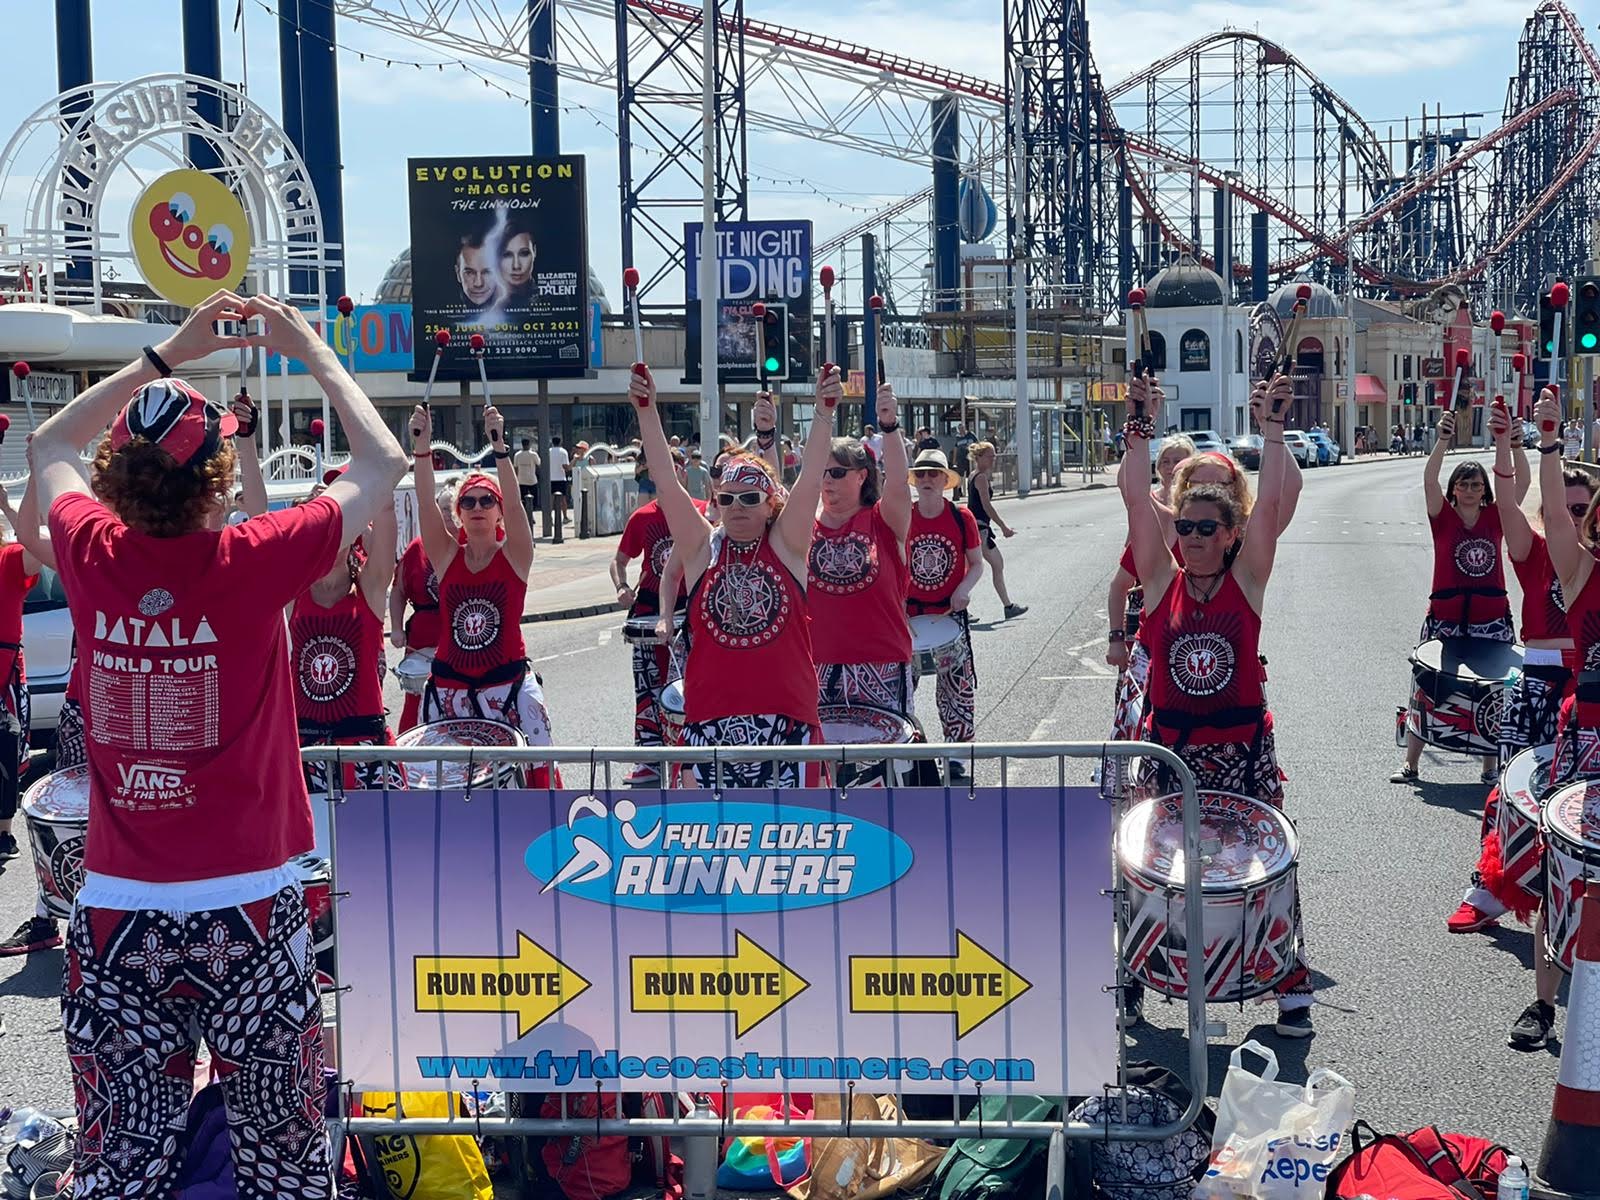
[1446, 901, 1500, 934]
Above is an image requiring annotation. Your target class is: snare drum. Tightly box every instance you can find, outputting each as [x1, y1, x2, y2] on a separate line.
[396, 719, 528, 791]
[295, 853, 337, 991]
[393, 650, 434, 695]
[1406, 637, 1523, 756]
[659, 680, 686, 746]
[910, 614, 963, 678]
[819, 703, 922, 789]
[20, 766, 89, 920]
[624, 612, 685, 646]
[1118, 790, 1301, 1002]
[1496, 743, 1554, 912]
[1542, 780, 1600, 973]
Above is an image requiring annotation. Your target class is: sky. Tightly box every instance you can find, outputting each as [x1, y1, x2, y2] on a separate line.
[0, 0, 1583, 306]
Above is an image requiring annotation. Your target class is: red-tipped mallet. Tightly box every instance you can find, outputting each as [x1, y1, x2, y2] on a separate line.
[422, 328, 450, 410]
[0, 413, 11, 444]
[1550, 280, 1572, 403]
[1513, 351, 1529, 418]
[1449, 346, 1471, 448]
[336, 295, 356, 376]
[820, 265, 837, 369]
[1491, 310, 1506, 335]
[752, 301, 769, 390]
[9, 361, 32, 429]
[1127, 288, 1150, 380]
[624, 267, 643, 366]
[469, 332, 492, 412]
[1276, 282, 1314, 375]
[309, 417, 326, 481]
[869, 294, 886, 386]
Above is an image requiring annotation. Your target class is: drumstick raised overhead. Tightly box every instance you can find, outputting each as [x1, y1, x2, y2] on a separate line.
[1275, 283, 1313, 376]
[820, 265, 836, 368]
[624, 266, 643, 365]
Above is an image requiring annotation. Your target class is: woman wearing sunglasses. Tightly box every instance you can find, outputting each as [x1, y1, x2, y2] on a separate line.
[411, 405, 556, 756]
[1122, 371, 1316, 1036]
[630, 365, 841, 787]
[1490, 387, 1600, 1050]
[1391, 410, 1515, 788]
[801, 383, 915, 716]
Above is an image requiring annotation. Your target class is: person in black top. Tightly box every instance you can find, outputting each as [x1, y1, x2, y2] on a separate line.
[965, 441, 1026, 619]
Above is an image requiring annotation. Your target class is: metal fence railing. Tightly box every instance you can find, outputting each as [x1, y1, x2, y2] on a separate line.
[303, 739, 1209, 1199]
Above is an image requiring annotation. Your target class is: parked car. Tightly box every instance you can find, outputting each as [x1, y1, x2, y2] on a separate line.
[1283, 430, 1315, 467]
[1188, 429, 1227, 455]
[1230, 434, 1264, 470]
[1306, 430, 1342, 465]
[22, 569, 72, 740]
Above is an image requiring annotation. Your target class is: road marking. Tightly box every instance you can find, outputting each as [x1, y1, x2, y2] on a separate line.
[1028, 718, 1057, 741]
[1075, 656, 1114, 675]
[563, 646, 597, 657]
[598, 629, 612, 646]
[1041, 675, 1120, 681]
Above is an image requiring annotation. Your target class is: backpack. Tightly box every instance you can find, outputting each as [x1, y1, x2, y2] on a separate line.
[1067, 1063, 1214, 1200]
[932, 1095, 1061, 1200]
[1327, 1122, 1513, 1200]
[540, 1092, 685, 1200]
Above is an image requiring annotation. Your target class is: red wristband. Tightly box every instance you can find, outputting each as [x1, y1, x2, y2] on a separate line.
[1493, 467, 1515, 479]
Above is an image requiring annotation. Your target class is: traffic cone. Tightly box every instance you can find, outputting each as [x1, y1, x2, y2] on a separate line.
[1533, 878, 1600, 1199]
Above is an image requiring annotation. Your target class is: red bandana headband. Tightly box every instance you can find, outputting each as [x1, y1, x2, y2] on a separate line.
[720, 460, 776, 495]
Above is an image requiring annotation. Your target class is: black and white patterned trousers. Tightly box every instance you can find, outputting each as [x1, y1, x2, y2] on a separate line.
[62, 885, 332, 1198]
[912, 616, 977, 743]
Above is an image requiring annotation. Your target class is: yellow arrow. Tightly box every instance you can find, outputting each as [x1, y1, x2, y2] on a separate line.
[631, 931, 810, 1036]
[414, 932, 591, 1037]
[849, 931, 1032, 1038]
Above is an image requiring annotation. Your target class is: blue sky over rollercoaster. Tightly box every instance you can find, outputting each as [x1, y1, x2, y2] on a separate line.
[0, 0, 1580, 303]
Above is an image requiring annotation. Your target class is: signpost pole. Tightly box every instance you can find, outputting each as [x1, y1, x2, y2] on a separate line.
[698, 3, 720, 452]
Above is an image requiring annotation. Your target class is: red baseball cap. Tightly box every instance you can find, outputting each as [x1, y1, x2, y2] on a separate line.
[111, 379, 238, 467]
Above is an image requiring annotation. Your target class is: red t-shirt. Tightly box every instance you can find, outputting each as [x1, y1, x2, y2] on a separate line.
[0, 542, 38, 692]
[49, 493, 343, 882]
[807, 504, 912, 665]
[619, 499, 705, 617]
[906, 501, 979, 615]
[1427, 503, 1510, 627]
[434, 546, 528, 679]
[686, 533, 818, 727]
[1512, 532, 1569, 644]
[1562, 565, 1600, 727]
[397, 538, 441, 651]
[290, 586, 388, 730]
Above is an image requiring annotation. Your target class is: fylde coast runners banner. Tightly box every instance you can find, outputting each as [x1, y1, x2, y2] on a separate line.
[333, 786, 1115, 1094]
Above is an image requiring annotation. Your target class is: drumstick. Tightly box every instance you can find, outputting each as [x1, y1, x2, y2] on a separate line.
[1511, 352, 1528, 419]
[1449, 347, 1471, 449]
[309, 417, 325, 481]
[1550, 280, 1571, 412]
[470, 333, 490, 410]
[820, 265, 836, 369]
[1127, 289, 1149, 380]
[624, 266, 643, 365]
[422, 328, 450, 414]
[870, 294, 886, 386]
[1275, 283, 1313, 376]
[9, 362, 33, 430]
[753, 301, 769, 389]
[0, 412, 11, 445]
[336, 295, 356, 376]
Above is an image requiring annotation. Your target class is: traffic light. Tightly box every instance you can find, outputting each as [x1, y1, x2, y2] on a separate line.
[1540, 288, 1569, 360]
[756, 301, 789, 383]
[1575, 276, 1600, 355]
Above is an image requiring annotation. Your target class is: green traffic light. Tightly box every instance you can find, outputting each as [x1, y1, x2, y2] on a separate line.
[1584, 333, 1599, 350]
[764, 356, 781, 373]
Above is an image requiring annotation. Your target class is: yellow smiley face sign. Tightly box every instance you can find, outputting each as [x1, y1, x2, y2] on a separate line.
[130, 169, 251, 307]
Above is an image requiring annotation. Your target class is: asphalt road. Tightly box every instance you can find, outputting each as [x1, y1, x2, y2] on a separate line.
[0, 452, 1567, 1158]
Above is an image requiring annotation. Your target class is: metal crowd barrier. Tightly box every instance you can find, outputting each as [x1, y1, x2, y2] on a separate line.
[302, 739, 1208, 1198]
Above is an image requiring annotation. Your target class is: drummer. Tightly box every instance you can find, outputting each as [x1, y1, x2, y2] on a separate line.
[389, 486, 456, 732]
[0, 472, 44, 870]
[612, 458, 705, 786]
[412, 406, 557, 766]
[792, 383, 913, 716]
[629, 364, 838, 788]
[1121, 371, 1316, 1037]
[1501, 387, 1600, 1050]
[1447, 401, 1586, 938]
[1106, 435, 1194, 673]
[905, 448, 983, 778]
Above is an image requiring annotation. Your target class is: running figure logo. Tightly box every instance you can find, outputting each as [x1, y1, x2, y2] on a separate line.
[1168, 631, 1236, 697]
[1455, 538, 1496, 578]
[908, 533, 957, 592]
[298, 635, 356, 702]
[540, 794, 661, 892]
[809, 531, 878, 595]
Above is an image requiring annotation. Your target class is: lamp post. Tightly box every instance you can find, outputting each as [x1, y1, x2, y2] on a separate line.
[1011, 53, 1036, 497]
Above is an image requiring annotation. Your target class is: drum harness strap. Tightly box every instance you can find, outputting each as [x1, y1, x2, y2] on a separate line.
[1428, 584, 1507, 630]
[1148, 703, 1268, 759]
[426, 658, 530, 725]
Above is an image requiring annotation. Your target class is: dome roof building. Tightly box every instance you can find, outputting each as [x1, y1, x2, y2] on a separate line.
[1269, 278, 1342, 319]
[1143, 253, 1228, 309]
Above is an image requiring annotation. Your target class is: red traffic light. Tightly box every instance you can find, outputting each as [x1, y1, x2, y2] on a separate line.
[1583, 281, 1600, 300]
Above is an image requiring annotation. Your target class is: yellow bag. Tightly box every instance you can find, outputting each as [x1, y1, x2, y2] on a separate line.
[359, 1091, 493, 1200]
[789, 1092, 943, 1200]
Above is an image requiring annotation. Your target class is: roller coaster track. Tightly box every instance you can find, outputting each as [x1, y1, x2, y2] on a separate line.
[343, 0, 1600, 301]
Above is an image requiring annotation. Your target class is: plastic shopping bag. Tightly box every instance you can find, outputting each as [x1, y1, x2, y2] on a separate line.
[1193, 1040, 1356, 1200]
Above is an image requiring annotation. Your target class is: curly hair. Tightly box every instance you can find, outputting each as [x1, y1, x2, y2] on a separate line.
[829, 437, 881, 506]
[1174, 451, 1255, 524]
[92, 437, 237, 538]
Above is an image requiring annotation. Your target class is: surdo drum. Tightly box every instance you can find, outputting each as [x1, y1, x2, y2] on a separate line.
[1542, 779, 1600, 973]
[393, 650, 434, 695]
[1405, 638, 1522, 757]
[1497, 743, 1555, 912]
[818, 703, 929, 789]
[396, 718, 528, 791]
[20, 766, 89, 920]
[909, 613, 964, 679]
[1117, 790, 1301, 1002]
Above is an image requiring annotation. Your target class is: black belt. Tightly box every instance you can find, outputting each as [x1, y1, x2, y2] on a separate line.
[1429, 586, 1507, 601]
[427, 658, 530, 723]
[299, 714, 388, 742]
[1149, 703, 1267, 755]
[1524, 660, 1573, 684]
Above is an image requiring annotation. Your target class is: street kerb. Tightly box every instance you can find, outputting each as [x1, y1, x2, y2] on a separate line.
[1534, 877, 1600, 1200]
[297, 739, 1212, 1186]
